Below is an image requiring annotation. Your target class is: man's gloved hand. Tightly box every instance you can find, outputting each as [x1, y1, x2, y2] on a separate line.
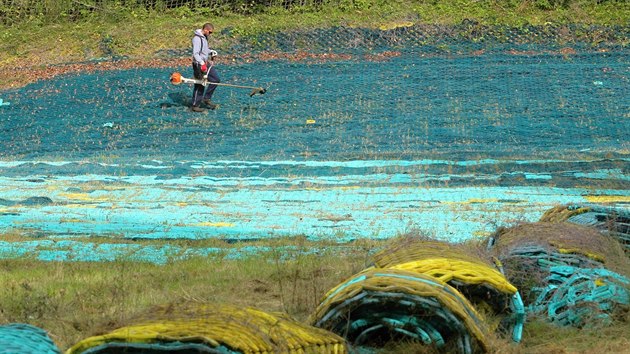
[200, 62, 208, 73]
[209, 50, 218, 58]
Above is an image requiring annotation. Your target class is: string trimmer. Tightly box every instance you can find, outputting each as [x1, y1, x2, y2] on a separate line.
[170, 72, 266, 97]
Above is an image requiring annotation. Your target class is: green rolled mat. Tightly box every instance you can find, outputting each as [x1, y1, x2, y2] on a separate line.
[311, 268, 489, 354]
[66, 303, 347, 354]
[0, 323, 60, 354]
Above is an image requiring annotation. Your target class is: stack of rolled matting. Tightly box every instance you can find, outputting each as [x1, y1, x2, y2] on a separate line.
[492, 222, 630, 327]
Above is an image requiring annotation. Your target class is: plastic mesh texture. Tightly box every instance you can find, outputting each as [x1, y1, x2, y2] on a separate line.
[67, 303, 347, 354]
[0, 323, 61, 354]
[169, 23, 630, 57]
[1, 50, 628, 163]
[528, 265, 629, 327]
[311, 268, 489, 354]
[372, 240, 517, 299]
[371, 239, 524, 343]
[492, 221, 630, 328]
[541, 204, 630, 255]
[493, 222, 627, 269]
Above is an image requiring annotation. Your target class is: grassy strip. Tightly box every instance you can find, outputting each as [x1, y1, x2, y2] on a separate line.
[0, 245, 371, 350]
[1, 0, 628, 67]
[1, 241, 629, 352]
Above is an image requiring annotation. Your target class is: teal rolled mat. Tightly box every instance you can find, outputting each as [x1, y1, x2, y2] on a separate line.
[0, 323, 60, 354]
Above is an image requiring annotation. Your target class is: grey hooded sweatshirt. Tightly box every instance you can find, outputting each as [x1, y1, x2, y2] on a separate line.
[192, 29, 211, 65]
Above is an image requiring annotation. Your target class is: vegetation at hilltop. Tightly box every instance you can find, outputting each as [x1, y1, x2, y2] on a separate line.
[0, 0, 628, 67]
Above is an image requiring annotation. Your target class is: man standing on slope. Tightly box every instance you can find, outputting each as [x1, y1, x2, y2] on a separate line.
[191, 23, 220, 112]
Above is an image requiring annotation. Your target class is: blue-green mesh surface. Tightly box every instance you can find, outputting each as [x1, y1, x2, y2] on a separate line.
[2, 51, 628, 161]
[0, 323, 60, 354]
[0, 33, 628, 262]
[161, 24, 630, 57]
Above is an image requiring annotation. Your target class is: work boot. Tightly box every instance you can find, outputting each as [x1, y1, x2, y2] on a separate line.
[202, 99, 218, 110]
[191, 105, 205, 112]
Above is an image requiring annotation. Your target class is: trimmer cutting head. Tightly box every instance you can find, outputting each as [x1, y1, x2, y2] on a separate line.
[249, 87, 267, 97]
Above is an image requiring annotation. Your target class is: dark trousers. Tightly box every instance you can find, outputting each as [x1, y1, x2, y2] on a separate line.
[191, 63, 220, 107]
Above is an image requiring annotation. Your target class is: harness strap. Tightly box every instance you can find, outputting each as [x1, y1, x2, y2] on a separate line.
[195, 35, 206, 58]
